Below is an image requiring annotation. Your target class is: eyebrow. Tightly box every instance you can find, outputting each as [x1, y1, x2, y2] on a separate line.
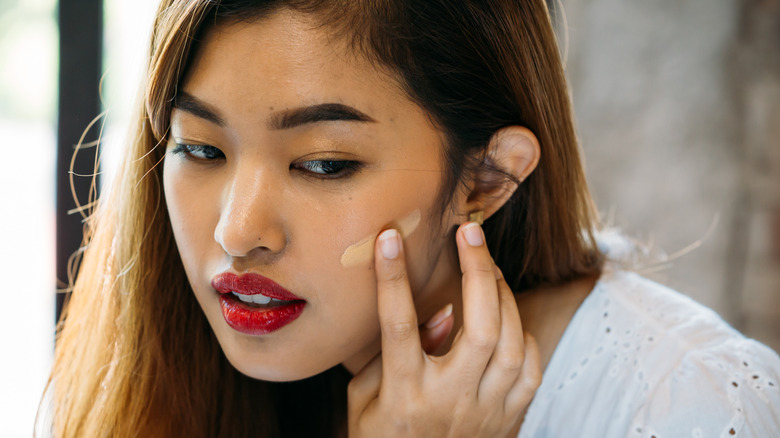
[174, 92, 375, 130]
[174, 93, 225, 126]
[270, 103, 375, 129]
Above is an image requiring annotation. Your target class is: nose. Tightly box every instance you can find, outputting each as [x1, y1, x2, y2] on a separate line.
[214, 168, 287, 260]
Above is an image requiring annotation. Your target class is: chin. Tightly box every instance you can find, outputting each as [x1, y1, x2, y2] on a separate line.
[220, 343, 335, 382]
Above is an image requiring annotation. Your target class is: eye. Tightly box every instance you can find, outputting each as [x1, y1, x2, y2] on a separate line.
[293, 160, 362, 178]
[170, 143, 225, 161]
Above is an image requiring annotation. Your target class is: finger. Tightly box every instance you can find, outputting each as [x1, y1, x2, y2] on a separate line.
[374, 228, 424, 384]
[504, 333, 542, 416]
[420, 303, 455, 355]
[347, 353, 383, 412]
[477, 272, 525, 404]
[449, 222, 501, 377]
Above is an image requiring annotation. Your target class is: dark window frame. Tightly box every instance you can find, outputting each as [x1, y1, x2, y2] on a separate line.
[56, 0, 103, 324]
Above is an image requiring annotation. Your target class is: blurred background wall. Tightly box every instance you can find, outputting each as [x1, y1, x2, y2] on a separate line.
[555, 0, 780, 352]
[0, 0, 778, 435]
[0, 1, 57, 436]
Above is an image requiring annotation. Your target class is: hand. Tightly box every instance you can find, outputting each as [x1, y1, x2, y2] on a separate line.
[347, 222, 542, 438]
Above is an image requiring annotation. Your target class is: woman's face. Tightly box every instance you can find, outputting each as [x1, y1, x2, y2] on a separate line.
[163, 10, 463, 381]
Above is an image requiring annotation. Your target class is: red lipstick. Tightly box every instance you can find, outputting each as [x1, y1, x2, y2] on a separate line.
[211, 272, 306, 335]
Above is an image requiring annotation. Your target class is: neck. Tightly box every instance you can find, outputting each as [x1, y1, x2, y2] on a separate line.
[514, 274, 599, 372]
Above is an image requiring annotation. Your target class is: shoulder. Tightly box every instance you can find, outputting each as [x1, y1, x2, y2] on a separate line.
[519, 268, 780, 438]
[602, 270, 780, 437]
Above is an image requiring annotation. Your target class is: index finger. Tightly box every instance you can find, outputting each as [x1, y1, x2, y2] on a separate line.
[374, 228, 424, 382]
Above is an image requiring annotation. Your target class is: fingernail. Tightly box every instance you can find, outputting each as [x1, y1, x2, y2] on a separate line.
[379, 229, 400, 259]
[463, 222, 484, 247]
[425, 303, 454, 329]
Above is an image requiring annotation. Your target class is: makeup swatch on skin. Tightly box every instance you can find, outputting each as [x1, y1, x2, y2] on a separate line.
[340, 209, 422, 267]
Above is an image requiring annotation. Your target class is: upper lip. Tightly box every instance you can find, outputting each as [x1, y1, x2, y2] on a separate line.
[211, 272, 304, 301]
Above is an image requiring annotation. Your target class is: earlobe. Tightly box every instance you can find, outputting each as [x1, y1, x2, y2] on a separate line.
[465, 126, 540, 221]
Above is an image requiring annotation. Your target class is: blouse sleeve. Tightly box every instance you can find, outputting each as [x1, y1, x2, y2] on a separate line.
[628, 337, 780, 437]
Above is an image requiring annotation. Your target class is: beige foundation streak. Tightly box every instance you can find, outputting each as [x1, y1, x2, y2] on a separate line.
[340, 209, 422, 267]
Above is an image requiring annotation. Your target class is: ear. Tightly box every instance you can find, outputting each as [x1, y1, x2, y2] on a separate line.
[464, 126, 540, 221]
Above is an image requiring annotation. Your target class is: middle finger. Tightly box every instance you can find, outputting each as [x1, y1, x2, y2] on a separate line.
[477, 271, 525, 405]
[449, 222, 502, 380]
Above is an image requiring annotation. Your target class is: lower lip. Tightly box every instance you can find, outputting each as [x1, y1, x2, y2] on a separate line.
[218, 294, 306, 335]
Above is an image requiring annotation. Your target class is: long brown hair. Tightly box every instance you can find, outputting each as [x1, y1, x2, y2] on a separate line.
[43, 0, 601, 436]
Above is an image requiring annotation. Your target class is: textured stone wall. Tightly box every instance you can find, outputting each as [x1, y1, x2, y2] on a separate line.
[557, 0, 780, 351]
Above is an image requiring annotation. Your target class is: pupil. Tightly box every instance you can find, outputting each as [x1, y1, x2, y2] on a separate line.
[203, 146, 220, 158]
[322, 161, 343, 173]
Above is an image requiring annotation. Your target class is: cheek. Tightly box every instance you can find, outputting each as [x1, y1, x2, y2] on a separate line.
[401, 219, 447, 293]
[300, 209, 441, 308]
[163, 164, 190, 247]
[286, 202, 434, 318]
[162, 161, 218, 270]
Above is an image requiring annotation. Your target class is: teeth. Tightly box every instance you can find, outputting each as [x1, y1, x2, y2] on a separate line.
[234, 292, 253, 303]
[253, 294, 272, 305]
[231, 291, 278, 305]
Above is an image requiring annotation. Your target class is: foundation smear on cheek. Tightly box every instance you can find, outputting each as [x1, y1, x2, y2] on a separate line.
[340, 209, 422, 268]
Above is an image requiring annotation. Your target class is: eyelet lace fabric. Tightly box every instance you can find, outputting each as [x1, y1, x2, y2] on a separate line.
[518, 267, 780, 437]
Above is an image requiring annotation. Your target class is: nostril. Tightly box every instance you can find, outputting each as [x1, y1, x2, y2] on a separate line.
[213, 192, 288, 258]
[214, 218, 288, 260]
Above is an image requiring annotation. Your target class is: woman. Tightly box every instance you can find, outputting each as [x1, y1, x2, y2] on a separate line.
[44, 0, 780, 436]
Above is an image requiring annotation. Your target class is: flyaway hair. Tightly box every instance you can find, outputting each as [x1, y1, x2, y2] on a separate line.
[42, 1, 601, 436]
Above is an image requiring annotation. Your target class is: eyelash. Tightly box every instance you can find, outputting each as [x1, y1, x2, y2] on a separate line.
[170, 143, 363, 178]
[292, 160, 363, 179]
[170, 143, 225, 160]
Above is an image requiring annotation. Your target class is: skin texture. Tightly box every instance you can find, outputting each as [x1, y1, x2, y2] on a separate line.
[340, 209, 422, 268]
[347, 225, 543, 437]
[163, 10, 551, 435]
[164, 11, 466, 380]
[165, 14, 447, 380]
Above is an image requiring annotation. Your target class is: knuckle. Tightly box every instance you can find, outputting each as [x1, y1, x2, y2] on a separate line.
[496, 354, 525, 373]
[466, 327, 499, 351]
[383, 320, 417, 343]
[516, 370, 542, 395]
[380, 392, 425, 423]
[380, 264, 408, 286]
[464, 259, 496, 276]
[528, 366, 543, 388]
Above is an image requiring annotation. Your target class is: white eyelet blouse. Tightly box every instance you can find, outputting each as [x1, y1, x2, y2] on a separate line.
[518, 267, 780, 438]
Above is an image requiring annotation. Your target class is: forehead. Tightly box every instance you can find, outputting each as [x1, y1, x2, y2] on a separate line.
[180, 9, 412, 122]
[174, 8, 446, 169]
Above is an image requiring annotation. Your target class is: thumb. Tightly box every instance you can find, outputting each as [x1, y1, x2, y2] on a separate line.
[348, 353, 382, 412]
[419, 303, 454, 355]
